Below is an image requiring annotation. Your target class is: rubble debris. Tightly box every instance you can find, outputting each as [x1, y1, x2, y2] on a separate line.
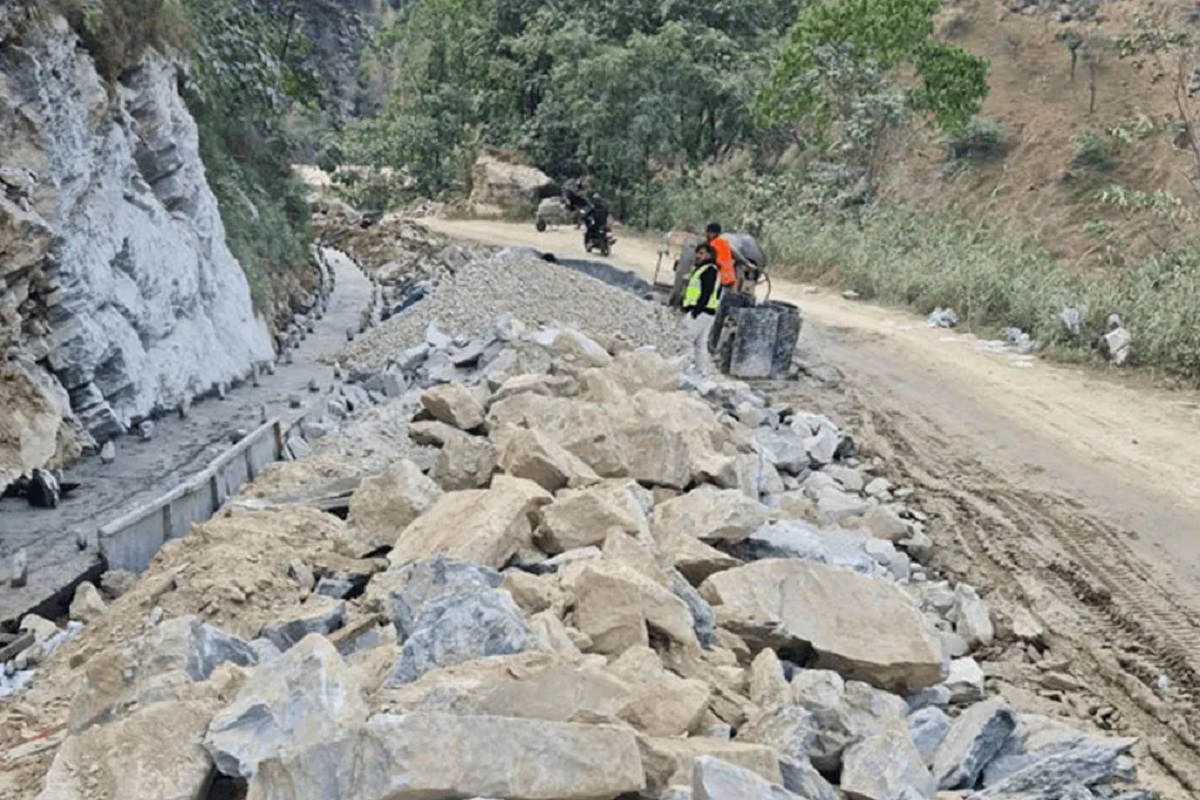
[0, 306, 1159, 800]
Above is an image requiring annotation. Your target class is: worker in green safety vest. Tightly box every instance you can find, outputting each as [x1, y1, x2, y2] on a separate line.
[681, 242, 720, 375]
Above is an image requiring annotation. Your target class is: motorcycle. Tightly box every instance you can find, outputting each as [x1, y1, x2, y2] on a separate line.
[583, 224, 615, 256]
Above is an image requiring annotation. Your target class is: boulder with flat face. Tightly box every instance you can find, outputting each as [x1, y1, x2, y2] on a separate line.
[388, 476, 551, 569]
[700, 559, 945, 693]
[246, 712, 645, 800]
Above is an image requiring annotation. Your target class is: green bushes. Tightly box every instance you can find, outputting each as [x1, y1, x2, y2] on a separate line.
[1072, 131, 1116, 171]
[53, 0, 192, 80]
[945, 117, 1005, 160]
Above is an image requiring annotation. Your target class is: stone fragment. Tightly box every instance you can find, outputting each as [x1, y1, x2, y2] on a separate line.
[377, 556, 503, 639]
[754, 428, 809, 474]
[260, 597, 347, 652]
[389, 476, 551, 569]
[659, 529, 741, 585]
[498, 427, 601, 492]
[841, 728, 936, 800]
[701, 560, 944, 692]
[946, 657, 986, 704]
[432, 431, 498, 491]
[639, 737, 783, 797]
[246, 713, 646, 800]
[19, 613, 59, 644]
[860, 506, 909, 542]
[10, 547, 28, 587]
[610, 646, 710, 737]
[653, 485, 771, 544]
[787, 671, 909, 772]
[954, 584, 994, 649]
[747, 648, 790, 708]
[68, 581, 106, 622]
[738, 706, 818, 768]
[205, 635, 368, 779]
[669, 569, 718, 647]
[692, 756, 802, 800]
[976, 742, 1130, 799]
[99, 440, 116, 464]
[69, 616, 257, 731]
[909, 706, 951, 765]
[932, 698, 1018, 790]
[41, 700, 222, 800]
[571, 561, 698, 654]
[421, 383, 485, 430]
[346, 460, 443, 555]
[389, 589, 538, 684]
[537, 479, 653, 554]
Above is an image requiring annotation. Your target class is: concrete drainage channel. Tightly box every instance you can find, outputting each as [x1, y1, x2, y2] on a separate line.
[0, 247, 379, 632]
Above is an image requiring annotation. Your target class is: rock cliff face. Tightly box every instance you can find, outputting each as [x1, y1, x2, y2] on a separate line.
[0, 6, 274, 482]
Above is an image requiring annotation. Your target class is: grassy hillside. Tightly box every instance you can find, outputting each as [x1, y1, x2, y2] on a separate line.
[891, 0, 1200, 273]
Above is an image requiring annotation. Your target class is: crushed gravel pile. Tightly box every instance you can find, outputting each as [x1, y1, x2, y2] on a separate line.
[343, 253, 685, 369]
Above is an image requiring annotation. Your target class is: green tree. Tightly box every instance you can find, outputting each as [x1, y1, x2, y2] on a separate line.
[759, 0, 989, 141]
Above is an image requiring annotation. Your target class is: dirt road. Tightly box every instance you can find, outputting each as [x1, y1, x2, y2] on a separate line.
[426, 216, 1200, 796]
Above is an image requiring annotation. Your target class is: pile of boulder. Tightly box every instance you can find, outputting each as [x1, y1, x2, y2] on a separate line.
[8, 316, 1153, 800]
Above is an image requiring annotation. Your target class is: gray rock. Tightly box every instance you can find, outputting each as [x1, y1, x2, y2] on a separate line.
[976, 743, 1135, 799]
[755, 429, 808, 474]
[9, 547, 29, 588]
[99, 440, 116, 464]
[249, 639, 283, 664]
[288, 393, 303, 409]
[137, 420, 154, 441]
[779, 759, 839, 800]
[307, 378, 321, 393]
[841, 728, 936, 800]
[388, 589, 538, 685]
[738, 706, 819, 768]
[933, 698, 1018, 790]
[981, 715, 1139, 787]
[693, 756, 801, 800]
[315, 578, 355, 599]
[789, 671, 909, 772]
[906, 684, 951, 712]
[945, 657, 986, 703]
[384, 555, 503, 639]
[260, 598, 347, 652]
[954, 583, 994, 649]
[908, 706, 950, 765]
[217, 381, 229, 400]
[730, 520, 887, 579]
[804, 422, 840, 467]
[669, 569, 717, 648]
[140, 616, 257, 682]
[205, 635, 369, 779]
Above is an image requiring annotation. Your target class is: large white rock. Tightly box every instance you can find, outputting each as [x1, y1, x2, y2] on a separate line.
[653, 486, 772, 544]
[39, 700, 221, 800]
[205, 634, 368, 779]
[537, 479, 654, 554]
[692, 756, 802, 800]
[388, 475, 551, 568]
[700, 560, 945, 693]
[246, 713, 646, 800]
[346, 460, 443, 555]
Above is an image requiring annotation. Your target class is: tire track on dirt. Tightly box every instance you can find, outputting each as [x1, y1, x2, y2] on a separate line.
[846, 384, 1200, 792]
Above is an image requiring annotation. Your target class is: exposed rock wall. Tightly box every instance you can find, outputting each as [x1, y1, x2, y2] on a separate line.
[0, 5, 274, 481]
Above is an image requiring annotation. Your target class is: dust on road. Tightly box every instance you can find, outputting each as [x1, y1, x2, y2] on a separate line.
[425, 215, 1200, 796]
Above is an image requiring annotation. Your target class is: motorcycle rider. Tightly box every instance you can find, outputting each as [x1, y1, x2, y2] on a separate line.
[583, 193, 610, 250]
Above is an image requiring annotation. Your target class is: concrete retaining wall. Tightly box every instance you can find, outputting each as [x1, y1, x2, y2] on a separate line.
[99, 418, 284, 572]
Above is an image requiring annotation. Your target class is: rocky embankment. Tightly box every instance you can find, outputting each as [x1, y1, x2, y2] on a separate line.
[0, 245, 1153, 800]
[0, 5, 293, 487]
